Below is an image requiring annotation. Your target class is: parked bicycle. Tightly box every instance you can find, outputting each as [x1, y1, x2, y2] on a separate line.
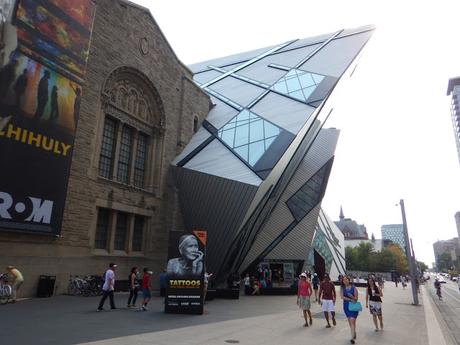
[0, 273, 12, 305]
[68, 275, 103, 296]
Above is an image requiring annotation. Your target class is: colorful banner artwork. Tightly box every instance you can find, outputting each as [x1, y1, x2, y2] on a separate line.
[14, 0, 95, 82]
[0, 0, 95, 236]
[165, 231, 207, 315]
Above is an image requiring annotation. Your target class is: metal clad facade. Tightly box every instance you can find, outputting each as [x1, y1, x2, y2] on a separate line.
[265, 204, 322, 260]
[173, 167, 258, 274]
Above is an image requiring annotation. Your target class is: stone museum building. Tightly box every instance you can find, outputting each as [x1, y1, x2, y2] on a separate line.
[0, 0, 373, 297]
[0, 0, 210, 296]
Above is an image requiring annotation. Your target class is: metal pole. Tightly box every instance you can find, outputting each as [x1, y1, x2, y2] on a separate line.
[400, 199, 419, 305]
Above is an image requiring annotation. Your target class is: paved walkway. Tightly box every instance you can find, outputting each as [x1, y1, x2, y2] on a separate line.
[0, 284, 445, 345]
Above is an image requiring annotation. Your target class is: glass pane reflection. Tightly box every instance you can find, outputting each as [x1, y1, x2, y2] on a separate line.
[271, 68, 325, 103]
[218, 109, 282, 167]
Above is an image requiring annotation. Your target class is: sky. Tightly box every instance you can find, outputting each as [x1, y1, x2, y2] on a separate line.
[134, 0, 460, 266]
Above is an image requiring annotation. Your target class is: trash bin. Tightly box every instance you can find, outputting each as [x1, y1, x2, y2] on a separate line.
[37, 275, 56, 297]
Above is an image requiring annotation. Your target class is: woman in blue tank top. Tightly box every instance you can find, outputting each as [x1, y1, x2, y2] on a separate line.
[341, 275, 359, 344]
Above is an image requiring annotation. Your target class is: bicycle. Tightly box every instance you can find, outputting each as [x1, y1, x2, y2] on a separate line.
[0, 273, 12, 305]
[68, 275, 103, 296]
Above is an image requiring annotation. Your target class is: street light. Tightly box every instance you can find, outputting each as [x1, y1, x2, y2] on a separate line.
[398, 199, 419, 305]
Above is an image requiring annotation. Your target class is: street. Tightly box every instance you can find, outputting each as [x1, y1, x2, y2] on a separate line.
[428, 279, 460, 345]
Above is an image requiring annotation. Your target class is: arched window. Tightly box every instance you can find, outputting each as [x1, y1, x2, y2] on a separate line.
[99, 67, 165, 189]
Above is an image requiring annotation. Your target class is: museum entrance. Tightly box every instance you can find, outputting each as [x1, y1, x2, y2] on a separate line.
[313, 250, 326, 280]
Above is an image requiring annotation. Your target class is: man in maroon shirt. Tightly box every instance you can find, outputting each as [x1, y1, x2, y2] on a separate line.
[318, 273, 336, 328]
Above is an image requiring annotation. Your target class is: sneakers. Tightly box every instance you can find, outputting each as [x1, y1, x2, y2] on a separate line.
[96, 308, 103, 312]
[141, 305, 149, 311]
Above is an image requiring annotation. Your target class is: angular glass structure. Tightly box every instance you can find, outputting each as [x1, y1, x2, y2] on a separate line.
[172, 25, 374, 286]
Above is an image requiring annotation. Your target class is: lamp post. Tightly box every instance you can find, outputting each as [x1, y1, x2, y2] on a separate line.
[398, 199, 419, 305]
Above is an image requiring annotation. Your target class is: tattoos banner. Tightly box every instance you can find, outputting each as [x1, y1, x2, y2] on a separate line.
[0, 0, 95, 235]
[165, 230, 207, 315]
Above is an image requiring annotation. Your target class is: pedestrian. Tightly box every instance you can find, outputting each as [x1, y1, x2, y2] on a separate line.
[318, 273, 336, 328]
[141, 268, 152, 311]
[401, 276, 406, 289]
[6, 265, 24, 303]
[127, 267, 139, 308]
[377, 276, 384, 290]
[365, 276, 384, 332]
[312, 273, 320, 301]
[252, 277, 260, 295]
[457, 275, 460, 292]
[203, 271, 213, 302]
[244, 273, 251, 295]
[159, 269, 167, 297]
[97, 263, 117, 311]
[297, 272, 313, 327]
[342, 274, 360, 344]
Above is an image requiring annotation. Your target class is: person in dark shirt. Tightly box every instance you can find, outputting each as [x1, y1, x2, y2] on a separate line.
[318, 273, 336, 328]
[365, 276, 383, 331]
[312, 273, 320, 301]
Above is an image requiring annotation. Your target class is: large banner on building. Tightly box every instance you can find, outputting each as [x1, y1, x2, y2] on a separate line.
[165, 230, 207, 315]
[0, 0, 95, 235]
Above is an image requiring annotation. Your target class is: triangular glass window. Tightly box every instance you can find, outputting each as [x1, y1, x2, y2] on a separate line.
[218, 109, 281, 167]
[272, 69, 325, 103]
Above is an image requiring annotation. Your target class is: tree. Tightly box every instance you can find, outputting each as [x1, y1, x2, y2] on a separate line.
[345, 242, 409, 273]
[345, 246, 358, 270]
[355, 242, 374, 271]
[416, 260, 428, 274]
[386, 243, 409, 274]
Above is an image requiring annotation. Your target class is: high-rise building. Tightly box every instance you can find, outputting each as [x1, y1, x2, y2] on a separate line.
[455, 212, 460, 238]
[381, 224, 405, 250]
[447, 77, 460, 165]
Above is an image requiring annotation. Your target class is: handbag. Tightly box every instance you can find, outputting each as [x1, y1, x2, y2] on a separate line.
[349, 301, 362, 312]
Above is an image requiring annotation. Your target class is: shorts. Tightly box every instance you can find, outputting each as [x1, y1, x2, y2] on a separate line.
[369, 300, 382, 316]
[298, 295, 311, 310]
[142, 288, 151, 299]
[322, 299, 335, 312]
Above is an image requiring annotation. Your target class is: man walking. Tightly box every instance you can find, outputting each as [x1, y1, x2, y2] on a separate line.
[97, 263, 117, 311]
[318, 273, 336, 328]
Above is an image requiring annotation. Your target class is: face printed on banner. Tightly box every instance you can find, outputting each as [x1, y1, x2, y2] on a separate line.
[180, 236, 200, 261]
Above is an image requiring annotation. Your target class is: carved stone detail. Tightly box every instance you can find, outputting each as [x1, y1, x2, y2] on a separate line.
[102, 66, 165, 128]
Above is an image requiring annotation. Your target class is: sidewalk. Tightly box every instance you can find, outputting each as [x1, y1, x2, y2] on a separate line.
[82, 284, 432, 345]
[0, 284, 444, 345]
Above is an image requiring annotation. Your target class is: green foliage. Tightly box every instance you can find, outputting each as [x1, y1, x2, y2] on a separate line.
[345, 242, 409, 273]
[416, 260, 428, 273]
